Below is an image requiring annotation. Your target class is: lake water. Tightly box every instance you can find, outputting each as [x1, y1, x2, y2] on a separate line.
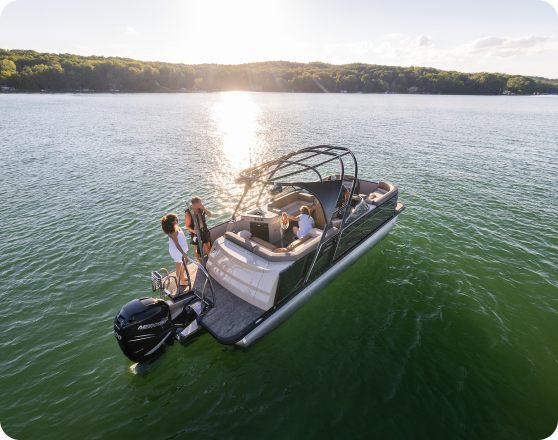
[0, 92, 557, 440]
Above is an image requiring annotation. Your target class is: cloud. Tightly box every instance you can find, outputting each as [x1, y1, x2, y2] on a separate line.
[126, 26, 137, 35]
[471, 36, 507, 50]
[529, 41, 558, 54]
[342, 37, 447, 62]
[467, 35, 551, 57]
[341, 33, 558, 66]
[410, 35, 432, 48]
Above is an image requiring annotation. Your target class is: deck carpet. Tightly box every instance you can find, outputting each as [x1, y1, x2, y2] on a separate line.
[186, 262, 264, 340]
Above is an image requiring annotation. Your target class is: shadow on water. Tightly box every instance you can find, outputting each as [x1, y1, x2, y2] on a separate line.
[128, 354, 168, 378]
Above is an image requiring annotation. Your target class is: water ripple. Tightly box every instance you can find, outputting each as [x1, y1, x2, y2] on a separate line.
[0, 93, 557, 440]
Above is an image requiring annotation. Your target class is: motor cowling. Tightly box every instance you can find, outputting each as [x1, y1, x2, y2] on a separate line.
[114, 297, 172, 363]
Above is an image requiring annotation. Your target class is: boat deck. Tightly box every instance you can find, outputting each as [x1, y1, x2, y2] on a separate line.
[270, 229, 298, 249]
[184, 262, 264, 342]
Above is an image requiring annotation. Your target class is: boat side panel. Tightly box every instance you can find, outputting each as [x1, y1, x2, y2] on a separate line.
[334, 196, 398, 260]
[274, 254, 313, 306]
[306, 233, 341, 282]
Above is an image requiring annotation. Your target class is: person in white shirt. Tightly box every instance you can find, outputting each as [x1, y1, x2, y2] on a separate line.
[161, 213, 189, 287]
[287, 206, 315, 238]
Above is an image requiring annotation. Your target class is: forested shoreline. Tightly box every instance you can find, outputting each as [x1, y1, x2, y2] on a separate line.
[1, 49, 557, 95]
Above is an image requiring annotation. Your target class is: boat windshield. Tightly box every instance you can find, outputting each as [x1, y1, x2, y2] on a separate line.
[345, 197, 368, 225]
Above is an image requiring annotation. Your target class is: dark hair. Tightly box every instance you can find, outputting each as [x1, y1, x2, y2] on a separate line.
[161, 213, 178, 234]
[191, 196, 201, 205]
[300, 205, 310, 216]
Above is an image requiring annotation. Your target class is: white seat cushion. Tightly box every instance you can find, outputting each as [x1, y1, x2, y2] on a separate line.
[238, 230, 252, 239]
[308, 228, 323, 237]
[331, 218, 342, 228]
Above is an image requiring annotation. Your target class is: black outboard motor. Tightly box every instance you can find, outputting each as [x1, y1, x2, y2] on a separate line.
[114, 297, 172, 363]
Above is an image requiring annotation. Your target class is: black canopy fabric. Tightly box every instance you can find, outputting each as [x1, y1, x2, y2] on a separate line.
[291, 179, 344, 225]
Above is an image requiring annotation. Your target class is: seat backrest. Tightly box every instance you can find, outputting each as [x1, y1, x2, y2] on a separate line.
[268, 192, 300, 209]
[313, 204, 327, 229]
[378, 181, 392, 192]
[224, 232, 257, 252]
[251, 236, 277, 251]
[298, 193, 316, 205]
[374, 181, 398, 206]
[223, 228, 338, 262]
[287, 235, 313, 250]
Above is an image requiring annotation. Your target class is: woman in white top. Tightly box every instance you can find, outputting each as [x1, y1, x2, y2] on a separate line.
[161, 213, 189, 287]
[287, 206, 315, 239]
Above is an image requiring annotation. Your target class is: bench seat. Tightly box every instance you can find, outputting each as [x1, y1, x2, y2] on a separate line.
[224, 228, 337, 262]
[362, 181, 398, 206]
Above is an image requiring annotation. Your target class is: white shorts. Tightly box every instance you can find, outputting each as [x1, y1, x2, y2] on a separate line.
[170, 250, 183, 264]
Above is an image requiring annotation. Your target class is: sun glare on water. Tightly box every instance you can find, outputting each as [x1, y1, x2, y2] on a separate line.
[208, 92, 269, 213]
[211, 92, 262, 173]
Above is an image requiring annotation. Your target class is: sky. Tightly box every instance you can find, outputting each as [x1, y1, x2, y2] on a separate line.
[0, 0, 557, 78]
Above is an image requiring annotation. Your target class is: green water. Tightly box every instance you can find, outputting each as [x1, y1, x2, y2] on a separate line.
[0, 93, 557, 440]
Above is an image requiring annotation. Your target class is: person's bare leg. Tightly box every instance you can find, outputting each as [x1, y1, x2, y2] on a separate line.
[193, 245, 201, 264]
[175, 262, 188, 286]
[293, 226, 299, 236]
[204, 242, 211, 256]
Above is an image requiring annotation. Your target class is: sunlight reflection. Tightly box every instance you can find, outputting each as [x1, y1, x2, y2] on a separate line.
[209, 92, 268, 214]
[211, 92, 261, 172]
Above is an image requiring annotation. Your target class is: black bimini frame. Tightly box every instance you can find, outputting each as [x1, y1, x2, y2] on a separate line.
[231, 145, 360, 282]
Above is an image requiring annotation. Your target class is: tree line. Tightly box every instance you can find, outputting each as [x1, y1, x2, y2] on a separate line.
[1, 49, 557, 95]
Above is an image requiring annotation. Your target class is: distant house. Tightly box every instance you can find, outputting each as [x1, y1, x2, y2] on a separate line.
[179, 88, 188, 92]
[251, 85, 263, 91]
[408, 86, 419, 93]
[339, 90, 347, 93]
[107, 83, 120, 92]
[0, 81, 15, 91]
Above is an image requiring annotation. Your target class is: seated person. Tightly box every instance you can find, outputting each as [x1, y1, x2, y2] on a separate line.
[286, 206, 315, 239]
[330, 175, 350, 208]
[337, 185, 349, 207]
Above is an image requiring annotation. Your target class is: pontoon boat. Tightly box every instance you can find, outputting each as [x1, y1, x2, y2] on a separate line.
[114, 146, 405, 363]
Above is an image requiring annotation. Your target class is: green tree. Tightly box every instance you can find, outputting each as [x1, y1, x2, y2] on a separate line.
[0, 59, 16, 73]
[193, 77, 203, 90]
[1, 48, 558, 94]
[507, 76, 533, 94]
